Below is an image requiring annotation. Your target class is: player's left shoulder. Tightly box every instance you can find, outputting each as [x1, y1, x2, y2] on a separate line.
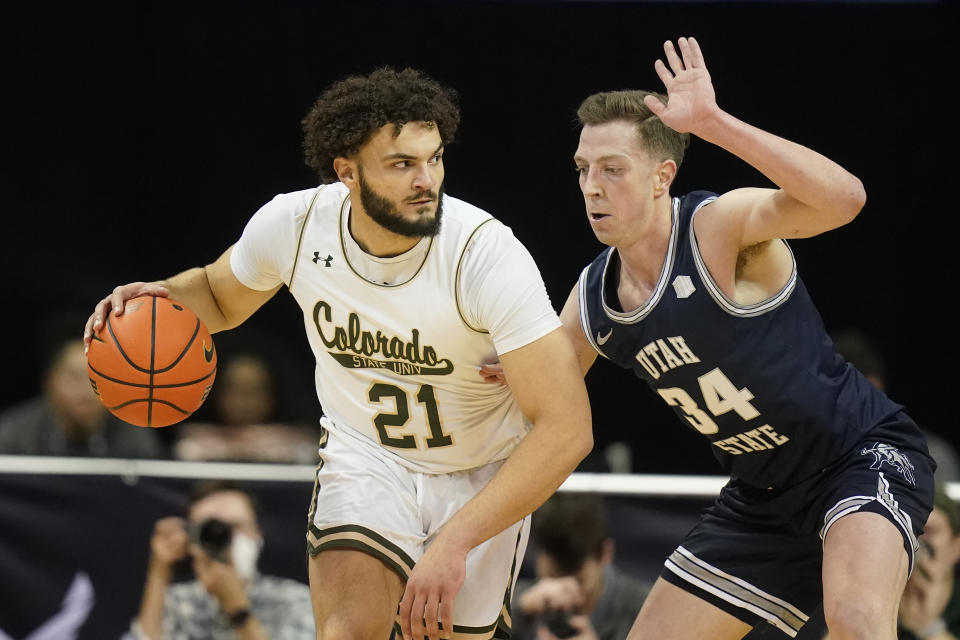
[439, 192, 497, 229]
[439, 192, 515, 252]
[679, 189, 721, 218]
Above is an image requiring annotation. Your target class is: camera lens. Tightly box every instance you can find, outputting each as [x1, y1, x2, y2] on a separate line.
[195, 518, 233, 561]
[541, 610, 578, 639]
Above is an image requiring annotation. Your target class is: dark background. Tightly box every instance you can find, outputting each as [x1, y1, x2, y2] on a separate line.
[4, 1, 956, 475]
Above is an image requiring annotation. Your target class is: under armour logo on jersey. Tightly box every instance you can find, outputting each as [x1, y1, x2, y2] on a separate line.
[672, 275, 695, 299]
[861, 443, 916, 486]
[313, 252, 333, 267]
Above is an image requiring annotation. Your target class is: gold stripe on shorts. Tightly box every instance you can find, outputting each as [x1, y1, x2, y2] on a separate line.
[307, 523, 416, 582]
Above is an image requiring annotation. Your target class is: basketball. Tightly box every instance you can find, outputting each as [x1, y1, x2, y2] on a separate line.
[86, 295, 218, 427]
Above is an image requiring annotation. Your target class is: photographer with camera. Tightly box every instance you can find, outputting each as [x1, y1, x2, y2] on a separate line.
[129, 479, 314, 639]
[512, 493, 651, 640]
[898, 483, 960, 640]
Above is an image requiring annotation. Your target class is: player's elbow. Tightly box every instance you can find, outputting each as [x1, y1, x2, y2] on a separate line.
[575, 427, 594, 464]
[837, 177, 867, 225]
[567, 410, 594, 464]
[533, 406, 593, 469]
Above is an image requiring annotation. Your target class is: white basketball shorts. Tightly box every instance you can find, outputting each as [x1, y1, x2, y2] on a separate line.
[306, 424, 529, 639]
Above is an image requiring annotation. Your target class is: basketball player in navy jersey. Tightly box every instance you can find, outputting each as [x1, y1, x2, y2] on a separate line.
[480, 37, 934, 639]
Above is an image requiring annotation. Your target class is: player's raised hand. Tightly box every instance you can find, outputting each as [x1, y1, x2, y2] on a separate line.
[398, 538, 467, 640]
[83, 281, 169, 353]
[643, 37, 719, 136]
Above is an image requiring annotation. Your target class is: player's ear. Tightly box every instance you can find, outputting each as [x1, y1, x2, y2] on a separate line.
[654, 159, 677, 197]
[333, 157, 356, 186]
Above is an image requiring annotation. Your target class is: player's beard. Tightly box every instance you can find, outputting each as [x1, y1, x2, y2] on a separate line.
[358, 169, 444, 238]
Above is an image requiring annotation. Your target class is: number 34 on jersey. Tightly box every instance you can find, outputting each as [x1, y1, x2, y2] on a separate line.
[656, 367, 790, 456]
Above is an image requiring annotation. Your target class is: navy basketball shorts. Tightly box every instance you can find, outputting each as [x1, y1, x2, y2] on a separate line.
[660, 412, 935, 638]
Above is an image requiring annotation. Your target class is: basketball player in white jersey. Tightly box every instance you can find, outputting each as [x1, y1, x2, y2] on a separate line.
[83, 67, 593, 640]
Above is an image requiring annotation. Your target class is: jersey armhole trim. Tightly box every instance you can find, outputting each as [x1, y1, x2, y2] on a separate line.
[287, 185, 327, 292]
[455, 218, 497, 334]
[577, 266, 609, 359]
[688, 198, 798, 318]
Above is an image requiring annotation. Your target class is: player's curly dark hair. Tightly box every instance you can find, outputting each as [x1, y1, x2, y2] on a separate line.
[302, 67, 461, 184]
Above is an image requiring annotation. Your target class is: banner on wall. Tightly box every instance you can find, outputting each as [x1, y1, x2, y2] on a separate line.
[0, 457, 717, 640]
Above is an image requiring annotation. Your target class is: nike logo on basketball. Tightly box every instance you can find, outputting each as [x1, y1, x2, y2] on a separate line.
[202, 340, 215, 363]
[597, 329, 613, 345]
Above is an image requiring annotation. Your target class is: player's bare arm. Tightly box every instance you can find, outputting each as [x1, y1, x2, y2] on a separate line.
[647, 37, 866, 255]
[83, 245, 280, 352]
[558, 281, 599, 377]
[399, 327, 592, 640]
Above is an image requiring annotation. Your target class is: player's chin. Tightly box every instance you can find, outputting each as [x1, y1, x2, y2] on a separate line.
[410, 203, 436, 216]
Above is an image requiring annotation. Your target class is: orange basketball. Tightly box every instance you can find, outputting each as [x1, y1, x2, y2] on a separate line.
[86, 295, 217, 427]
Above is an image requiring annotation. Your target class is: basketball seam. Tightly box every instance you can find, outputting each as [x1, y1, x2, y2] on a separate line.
[104, 305, 202, 375]
[94, 296, 215, 427]
[148, 297, 156, 426]
[87, 363, 216, 389]
[152, 319, 201, 374]
[106, 314, 149, 373]
[109, 398, 191, 414]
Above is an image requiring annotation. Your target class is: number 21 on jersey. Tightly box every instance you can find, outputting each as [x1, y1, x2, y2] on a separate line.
[367, 381, 455, 450]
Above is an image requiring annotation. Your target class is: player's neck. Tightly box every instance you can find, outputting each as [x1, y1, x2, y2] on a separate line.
[348, 205, 421, 258]
[616, 197, 673, 290]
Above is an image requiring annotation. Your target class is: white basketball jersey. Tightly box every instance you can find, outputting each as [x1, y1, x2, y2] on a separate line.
[230, 183, 561, 473]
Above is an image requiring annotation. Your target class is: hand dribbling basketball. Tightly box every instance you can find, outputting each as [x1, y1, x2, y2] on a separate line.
[85, 293, 217, 427]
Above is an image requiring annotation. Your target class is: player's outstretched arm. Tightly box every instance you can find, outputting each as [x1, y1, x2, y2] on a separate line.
[647, 36, 866, 245]
[399, 328, 593, 640]
[83, 246, 280, 353]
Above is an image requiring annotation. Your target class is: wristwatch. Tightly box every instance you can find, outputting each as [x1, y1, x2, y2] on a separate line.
[227, 607, 252, 628]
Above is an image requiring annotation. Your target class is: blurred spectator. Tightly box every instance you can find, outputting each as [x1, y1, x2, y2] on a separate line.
[575, 441, 634, 474]
[173, 343, 322, 464]
[898, 482, 960, 640]
[129, 478, 314, 639]
[0, 329, 164, 458]
[512, 492, 652, 640]
[831, 329, 960, 483]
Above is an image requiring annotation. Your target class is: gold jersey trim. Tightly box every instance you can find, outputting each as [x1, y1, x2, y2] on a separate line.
[288, 184, 327, 292]
[455, 218, 497, 334]
[338, 193, 435, 288]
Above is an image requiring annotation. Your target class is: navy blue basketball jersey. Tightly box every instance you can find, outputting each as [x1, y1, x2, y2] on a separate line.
[578, 190, 903, 489]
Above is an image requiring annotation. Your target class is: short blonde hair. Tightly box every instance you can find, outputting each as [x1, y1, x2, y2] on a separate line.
[577, 90, 690, 167]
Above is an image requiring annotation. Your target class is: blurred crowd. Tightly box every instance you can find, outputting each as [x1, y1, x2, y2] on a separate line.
[0, 311, 322, 464]
[0, 313, 956, 487]
[2, 313, 959, 639]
